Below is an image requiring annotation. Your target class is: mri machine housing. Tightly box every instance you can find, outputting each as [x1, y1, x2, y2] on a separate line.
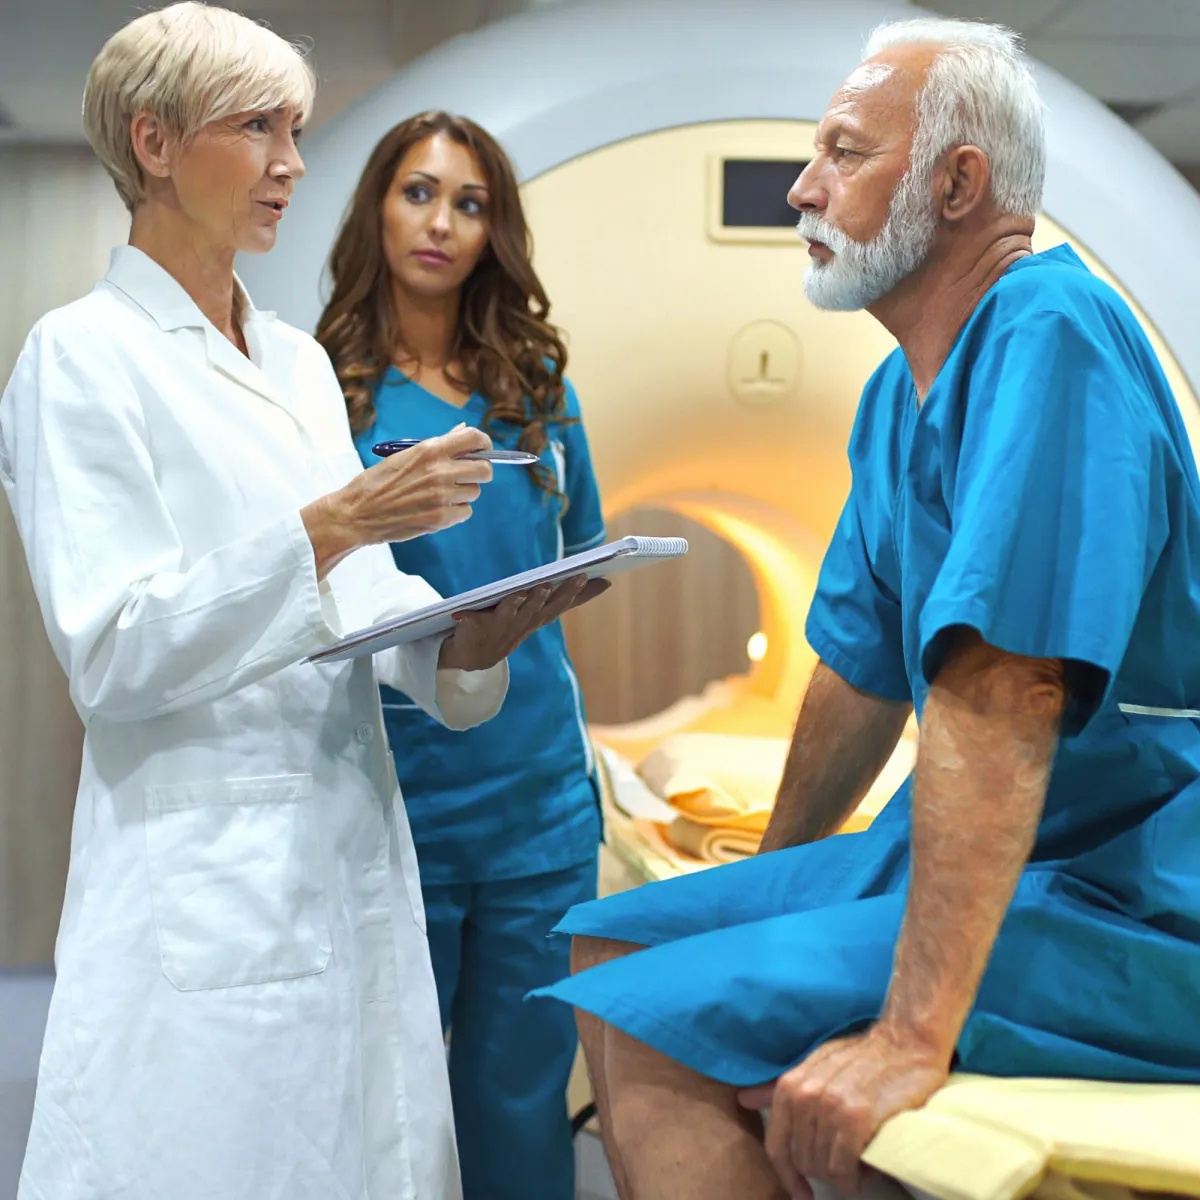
[238, 0, 1200, 746]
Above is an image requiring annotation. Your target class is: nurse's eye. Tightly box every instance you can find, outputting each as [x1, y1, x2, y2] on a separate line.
[403, 184, 432, 204]
[244, 116, 270, 134]
[458, 196, 487, 217]
[291, 127, 304, 143]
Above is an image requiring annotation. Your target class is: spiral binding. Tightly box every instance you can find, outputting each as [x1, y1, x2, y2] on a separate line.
[621, 536, 689, 556]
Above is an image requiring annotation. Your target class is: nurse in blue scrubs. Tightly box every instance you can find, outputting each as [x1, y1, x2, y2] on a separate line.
[316, 112, 606, 1199]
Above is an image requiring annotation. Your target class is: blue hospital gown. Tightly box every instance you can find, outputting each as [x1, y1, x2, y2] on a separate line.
[531, 245, 1200, 1086]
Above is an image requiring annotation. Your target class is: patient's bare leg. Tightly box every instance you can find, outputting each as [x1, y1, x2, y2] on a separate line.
[604, 1024, 787, 1199]
[572, 935, 640, 1199]
[570, 934, 785, 1200]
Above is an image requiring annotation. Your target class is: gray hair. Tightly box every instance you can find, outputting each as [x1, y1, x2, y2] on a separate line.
[83, 2, 316, 213]
[864, 18, 1046, 219]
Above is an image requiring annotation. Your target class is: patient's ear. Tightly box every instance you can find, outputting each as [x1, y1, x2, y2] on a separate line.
[937, 145, 990, 225]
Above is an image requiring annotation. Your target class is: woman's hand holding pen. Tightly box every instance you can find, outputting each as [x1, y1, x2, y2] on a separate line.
[302, 426, 493, 579]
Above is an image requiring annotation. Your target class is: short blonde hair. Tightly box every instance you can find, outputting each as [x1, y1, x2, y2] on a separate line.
[83, 2, 316, 212]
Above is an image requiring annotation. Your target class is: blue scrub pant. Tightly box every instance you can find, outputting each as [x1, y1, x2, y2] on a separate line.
[423, 856, 598, 1200]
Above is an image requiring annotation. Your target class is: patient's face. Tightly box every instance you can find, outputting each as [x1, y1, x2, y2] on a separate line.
[788, 49, 941, 311]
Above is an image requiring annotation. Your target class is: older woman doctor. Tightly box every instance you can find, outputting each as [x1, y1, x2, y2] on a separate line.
[0, 5, 601, 1200]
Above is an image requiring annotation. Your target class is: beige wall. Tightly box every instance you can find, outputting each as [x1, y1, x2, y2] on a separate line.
[0, 146, 128, 965]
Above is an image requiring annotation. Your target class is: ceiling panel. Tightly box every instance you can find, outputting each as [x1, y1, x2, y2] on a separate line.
[916, 0, 1071, 36]
[0, 0, 399, 140]
[256, 10, 394, 67]
[305, 65, 400, 133]
[1134, 100, 1200, 162]
[1027, 36, 1200, 102]
[0, 0, 1198, 170]
[244, 0, 386, 11]
[0, 2, 137, 139]
[1039, 0, 1200, 40]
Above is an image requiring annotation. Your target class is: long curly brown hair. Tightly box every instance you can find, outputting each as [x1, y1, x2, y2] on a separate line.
[316, 111, 570, 500]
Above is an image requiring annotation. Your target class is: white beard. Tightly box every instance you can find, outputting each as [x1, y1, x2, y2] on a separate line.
[796, 167, 939, 311]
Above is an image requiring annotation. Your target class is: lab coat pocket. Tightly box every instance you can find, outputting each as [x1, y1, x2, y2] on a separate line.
[386, 754, 428, 936]
[144, 774, 332, 991]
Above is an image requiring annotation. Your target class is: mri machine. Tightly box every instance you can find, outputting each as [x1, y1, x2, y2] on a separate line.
[243, 0, 1200, 873]
[240, 0, 1200, 825]
[240, 1, 1200, 1193]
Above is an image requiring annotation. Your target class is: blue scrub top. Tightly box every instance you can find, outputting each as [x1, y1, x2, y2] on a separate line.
[355, 369, 606, 883]
[807, 242, 1200, 898]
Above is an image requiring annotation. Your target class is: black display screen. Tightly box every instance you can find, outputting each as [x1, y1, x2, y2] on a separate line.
[722, 159, 809, 228]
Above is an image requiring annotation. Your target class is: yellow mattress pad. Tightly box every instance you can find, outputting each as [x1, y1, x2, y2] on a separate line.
[864, 1074, 1200, 1200]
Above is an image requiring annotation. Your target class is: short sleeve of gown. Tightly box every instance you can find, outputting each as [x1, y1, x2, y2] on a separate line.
[806, 487, 911, 704]
[918, 309, 1167, 735]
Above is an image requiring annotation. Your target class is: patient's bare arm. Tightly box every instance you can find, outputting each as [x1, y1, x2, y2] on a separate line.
[759, 661, 912, 853]
[880, 628, 1064, 1057]
[745, 632, 1065, 1196]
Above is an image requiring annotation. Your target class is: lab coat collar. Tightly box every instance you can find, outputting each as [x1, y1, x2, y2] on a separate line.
[104, 244, 270, 333]
[104, 245, 297, 412]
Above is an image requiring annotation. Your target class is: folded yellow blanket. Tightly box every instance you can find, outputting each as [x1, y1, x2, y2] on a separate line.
[638, 734, 788, 831]
[627, 817, 712, 875]
[863, 1074, 1200, 1200]
[638, 731, 919, 862]
[664, 815, 763, 863]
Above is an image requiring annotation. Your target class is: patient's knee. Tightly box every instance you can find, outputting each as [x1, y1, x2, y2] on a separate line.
[570, 934, 643, 976]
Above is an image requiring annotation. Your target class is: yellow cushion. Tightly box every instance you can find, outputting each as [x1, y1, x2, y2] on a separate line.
[863, 1074, 1200, 1200]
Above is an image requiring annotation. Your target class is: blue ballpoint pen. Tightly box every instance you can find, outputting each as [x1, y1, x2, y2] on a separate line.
[372, 439, 539, 465]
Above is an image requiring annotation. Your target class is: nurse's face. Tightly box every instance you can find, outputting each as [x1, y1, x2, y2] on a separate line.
[156, 106, 305, 255]
[787, 50, 940, 311]
[381, 133, 492, 302]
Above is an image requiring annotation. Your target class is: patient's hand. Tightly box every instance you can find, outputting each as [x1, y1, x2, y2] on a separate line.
[737, 1025, 948, 1198]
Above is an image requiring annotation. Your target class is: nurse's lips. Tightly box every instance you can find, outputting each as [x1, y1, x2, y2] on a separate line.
[413, 248, 452, 266]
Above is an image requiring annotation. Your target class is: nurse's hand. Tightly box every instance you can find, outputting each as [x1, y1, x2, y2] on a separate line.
[736, 1025, 948, 1198]
[303, 426, 494, 579]
[437, 575, 611, 671]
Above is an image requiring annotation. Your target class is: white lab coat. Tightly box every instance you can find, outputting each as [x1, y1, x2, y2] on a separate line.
[0, 245, 508, 1200]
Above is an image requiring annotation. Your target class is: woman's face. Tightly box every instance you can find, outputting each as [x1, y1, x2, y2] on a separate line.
[381, 132, 491, 302]
[164, 106, 305, 255]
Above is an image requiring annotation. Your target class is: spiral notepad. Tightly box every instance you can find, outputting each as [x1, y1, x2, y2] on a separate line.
[307, 535, 689, 664]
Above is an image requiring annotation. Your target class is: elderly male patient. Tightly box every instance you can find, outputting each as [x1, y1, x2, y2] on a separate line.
[533, 16, 1200, 1200]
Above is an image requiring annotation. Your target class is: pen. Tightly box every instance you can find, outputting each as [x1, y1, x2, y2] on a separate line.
[372, 439, 539, 465]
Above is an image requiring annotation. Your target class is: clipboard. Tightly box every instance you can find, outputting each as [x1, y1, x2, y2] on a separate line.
[307, 535, 689, 664]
